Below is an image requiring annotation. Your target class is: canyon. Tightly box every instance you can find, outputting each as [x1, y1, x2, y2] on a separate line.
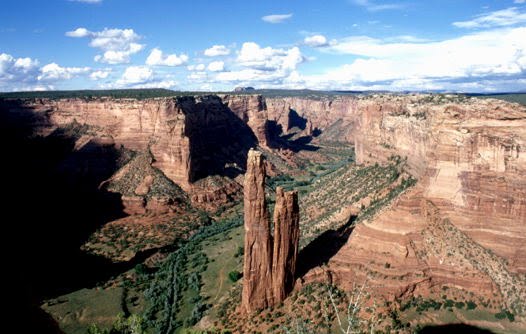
[1, 91, 525, 332]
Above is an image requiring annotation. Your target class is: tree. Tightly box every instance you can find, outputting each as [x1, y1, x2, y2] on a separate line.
[228, 271, 242, 282]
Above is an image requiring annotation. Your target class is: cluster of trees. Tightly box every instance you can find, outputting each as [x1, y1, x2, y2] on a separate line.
[142, 217, 243, 334]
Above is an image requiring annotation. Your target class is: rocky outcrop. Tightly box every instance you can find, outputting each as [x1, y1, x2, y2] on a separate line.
[242, 149, 274, 312]
[300, 96, 526, 313]
[242, 150, 301, 313]
[272, 187, 300, 303]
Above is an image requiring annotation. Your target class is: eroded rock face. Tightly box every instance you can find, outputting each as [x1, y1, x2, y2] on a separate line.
[242, 151, 301, 313]
[3, 96, 257, 210]
[272, 187, 300, 303]
[301, 96, 526, 312]
[242, 149, 274, 312]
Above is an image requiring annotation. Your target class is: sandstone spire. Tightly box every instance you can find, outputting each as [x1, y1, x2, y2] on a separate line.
[242, 149, 274, 312]
[242, 149, 301, 313]
[272, 187, 300, 303]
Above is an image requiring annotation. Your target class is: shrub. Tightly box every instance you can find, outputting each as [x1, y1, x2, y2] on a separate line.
[228, 270, 242, 282]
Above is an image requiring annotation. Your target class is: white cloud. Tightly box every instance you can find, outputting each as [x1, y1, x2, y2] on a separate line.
[237, 42, 304, 71]
[99, 66, 176, 89]
[453, 7, 526, 28]
[212, 43, 305, 87]
[69, 0, 102, 3]
[514, 0, 525, 4]
[65, 27, 90, 37]
[204, 45, 230, 57]
[0, 53, 40, 90]
[261, 13, 293, 24]
[146, 48, 188, 66]
[304, 35, 329, 47]
[187, 64, 206, 71]
[351, 0, 405, 12]
[37, 63, 90, 81]
[117, 66, 152, 85]
[65, 27, 144, 64]
[296, 26, 526, 91]
[207, 61, 225, 72]
[90, 69, 111, 80]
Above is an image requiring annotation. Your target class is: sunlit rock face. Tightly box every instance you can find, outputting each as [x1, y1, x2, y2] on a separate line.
[241, 150, 300, 313]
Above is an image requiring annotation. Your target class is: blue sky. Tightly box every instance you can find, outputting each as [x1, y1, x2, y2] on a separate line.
[1, 0, 525, 92]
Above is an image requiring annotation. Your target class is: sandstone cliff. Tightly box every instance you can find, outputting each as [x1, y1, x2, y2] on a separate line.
[295, 95, 526, 314]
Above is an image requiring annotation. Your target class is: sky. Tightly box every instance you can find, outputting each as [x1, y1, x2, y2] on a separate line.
[1, 0, 525, 92]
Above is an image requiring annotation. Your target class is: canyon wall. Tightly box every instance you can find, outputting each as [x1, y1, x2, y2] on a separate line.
[2, 94, 525, 309]
[1, 96, 262, 210]
[301, 96, 526, 312]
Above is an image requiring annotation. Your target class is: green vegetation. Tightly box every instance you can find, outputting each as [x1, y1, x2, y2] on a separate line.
[469, 93, 526, 106]
[227, 271, 242, 283]
[0, 88, 178, 100]
[494, 309, 515, 322]
[142, 217, 243, 334]
[87, 314, 145, 334]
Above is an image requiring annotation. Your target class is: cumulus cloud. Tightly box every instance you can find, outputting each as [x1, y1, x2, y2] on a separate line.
[90, 69, 111, 80]
[297, 26, 526, 91]
[261, 13, 293, 23]
[207, 61, 225, 72]
[117, 66, 152, 85]
[204, 45, 230, 57]
[304, 35, 329, 47]
[0, 53, 96, 91]
[212, 42, 305, 87]
[0, 53, 40, 90]
[146, 48, 188, 66]
[38, 63, 90, 81]
[350, 0, 405, 12]
[65, 27, 144, 64]
[453, 7, 526, 28]
[111, 65, 177, 89]
[237, 42, 304, 71]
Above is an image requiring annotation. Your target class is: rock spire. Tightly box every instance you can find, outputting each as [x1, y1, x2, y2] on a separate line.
[242, 149, 300, 313]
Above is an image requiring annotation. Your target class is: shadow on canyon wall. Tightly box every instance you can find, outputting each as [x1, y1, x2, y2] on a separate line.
[296, 215, 356, 279]
[266, 108, 321, 152]
[417, 324, 496, 334]
[184, 96, 258, 182]
[1, 100, 129, 333]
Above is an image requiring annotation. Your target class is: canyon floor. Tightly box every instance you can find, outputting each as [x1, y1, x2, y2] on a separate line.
[2, 90, 525, 334]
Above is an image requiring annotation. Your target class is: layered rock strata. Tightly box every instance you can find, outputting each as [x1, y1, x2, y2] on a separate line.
[301, 97, 526, 313]
[242, 149, 300, 313]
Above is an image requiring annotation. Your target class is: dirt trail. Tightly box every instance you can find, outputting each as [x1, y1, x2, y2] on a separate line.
[214, 268, 225, 301]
